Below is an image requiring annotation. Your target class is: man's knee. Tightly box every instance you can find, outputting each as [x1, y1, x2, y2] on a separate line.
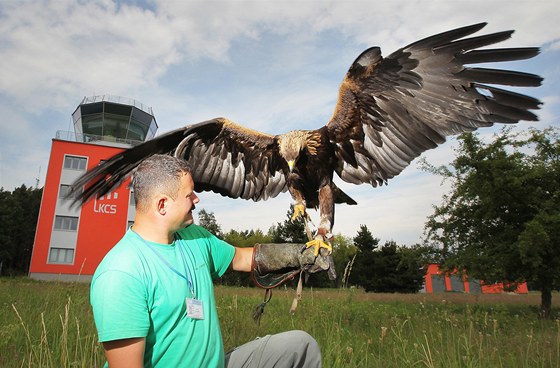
[274, 330, 321, 366]
[285, 330, 319, 351]
[227, 330, 322, 368]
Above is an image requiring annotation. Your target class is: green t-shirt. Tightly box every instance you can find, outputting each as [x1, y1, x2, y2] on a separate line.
[91, 225, 235, 368]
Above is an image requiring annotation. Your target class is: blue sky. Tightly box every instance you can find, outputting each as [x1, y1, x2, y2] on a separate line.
[1, 0, 558, 244]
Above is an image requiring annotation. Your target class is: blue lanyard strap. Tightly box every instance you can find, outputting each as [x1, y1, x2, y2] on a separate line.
[134, 231, 195, 298]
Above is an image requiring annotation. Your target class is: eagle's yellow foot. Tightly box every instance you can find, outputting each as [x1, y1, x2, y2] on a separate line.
[291, 203, 307, 222]
[305, 238, 332, 257]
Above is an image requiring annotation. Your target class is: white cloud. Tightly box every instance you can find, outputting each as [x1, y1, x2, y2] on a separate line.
[2, 0, 556, 113]
[0, 1, 178, 111]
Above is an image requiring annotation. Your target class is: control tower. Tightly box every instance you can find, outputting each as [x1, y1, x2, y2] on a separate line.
[30, 95, 159, 281]
[71, 95, 157, 145]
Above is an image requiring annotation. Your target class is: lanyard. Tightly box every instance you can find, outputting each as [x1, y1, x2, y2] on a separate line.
[133, 230, 196, 298]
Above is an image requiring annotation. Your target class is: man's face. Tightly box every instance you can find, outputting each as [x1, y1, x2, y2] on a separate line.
[167, 173, 200, 230]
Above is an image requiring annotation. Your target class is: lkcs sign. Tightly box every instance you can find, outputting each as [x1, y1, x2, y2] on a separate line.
[93, 192, 119, 214]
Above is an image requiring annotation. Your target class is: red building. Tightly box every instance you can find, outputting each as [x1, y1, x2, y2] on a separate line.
[29, 95, 157, 281]
[423, 264, 528, 294]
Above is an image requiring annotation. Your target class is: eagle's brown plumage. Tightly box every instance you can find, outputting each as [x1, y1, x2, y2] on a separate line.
[71, 23, 542, 239]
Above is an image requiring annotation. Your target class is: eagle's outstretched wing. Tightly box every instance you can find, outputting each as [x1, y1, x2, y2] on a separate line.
[325, 22, 542, 187]
[71, 118, 288, 205]
[177, 118, 287, 200]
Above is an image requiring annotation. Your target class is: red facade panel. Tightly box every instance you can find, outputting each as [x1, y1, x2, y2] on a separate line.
[75, 182, 131, 275]
[29, 139, 130, 277]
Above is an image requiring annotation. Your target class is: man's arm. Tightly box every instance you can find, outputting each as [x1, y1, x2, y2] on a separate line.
[231, 247, 254, 272]
[103, 338, 146, 368]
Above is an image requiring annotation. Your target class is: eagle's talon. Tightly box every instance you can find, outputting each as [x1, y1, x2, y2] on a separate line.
[291, 203, 307, 222]
[305, 238, 332, 257]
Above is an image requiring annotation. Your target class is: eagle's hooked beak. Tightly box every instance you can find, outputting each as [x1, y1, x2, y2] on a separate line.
[288, 160, 295, 172]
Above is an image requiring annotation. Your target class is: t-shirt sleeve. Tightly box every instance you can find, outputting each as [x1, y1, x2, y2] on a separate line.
[90, 270, 150, 342]
[179, 225, 235, 279]
[208, 235, 235, 279]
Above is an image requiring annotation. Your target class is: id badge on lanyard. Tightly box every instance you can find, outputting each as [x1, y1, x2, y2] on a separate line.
[186, 298, 204, 320]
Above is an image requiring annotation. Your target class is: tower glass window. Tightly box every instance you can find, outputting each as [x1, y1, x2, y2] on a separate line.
[72, 95, 157, 144]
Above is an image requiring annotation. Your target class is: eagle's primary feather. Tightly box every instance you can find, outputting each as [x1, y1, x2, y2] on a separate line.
[71, 22, 542, 239]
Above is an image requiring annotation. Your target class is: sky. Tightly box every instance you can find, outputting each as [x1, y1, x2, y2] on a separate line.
[0, 0, 558, 245]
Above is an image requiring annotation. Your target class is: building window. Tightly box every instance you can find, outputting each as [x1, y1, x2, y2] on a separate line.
[54, 215, 79, 231]
[59, 184, 81, 199]
[48, 247, 74, 264]
[63, 155, 87, 171]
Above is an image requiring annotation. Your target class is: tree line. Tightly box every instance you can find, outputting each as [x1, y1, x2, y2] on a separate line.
[199, 207, 428, 292]
[0, 185, 42, 276]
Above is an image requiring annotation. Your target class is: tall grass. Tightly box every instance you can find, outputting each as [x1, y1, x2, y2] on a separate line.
[217, 287, 560, 367]
[1, 277, 559, 367]
[1, 278, 102, 367]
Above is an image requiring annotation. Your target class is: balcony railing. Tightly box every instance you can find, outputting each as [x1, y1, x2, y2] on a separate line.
[55, 130, 143, 146]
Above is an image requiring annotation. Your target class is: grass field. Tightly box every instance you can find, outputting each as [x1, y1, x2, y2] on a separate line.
[1, 277, 559, 367]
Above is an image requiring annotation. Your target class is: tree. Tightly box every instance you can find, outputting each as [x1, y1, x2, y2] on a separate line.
[391, 244, 428, 293]
[348, 224, 379, 287]
[197, 209, 222, 238]
[0, 185, 42, 275]
[268, 205, 307, 244]
[353, 224, 379, 252]
[365, 241, 426, 293]
[423, 127, 560, 318]
[347, 225, 427, 292]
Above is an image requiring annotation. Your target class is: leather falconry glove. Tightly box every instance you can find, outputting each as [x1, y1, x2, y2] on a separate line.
[251, 243, 333, 289]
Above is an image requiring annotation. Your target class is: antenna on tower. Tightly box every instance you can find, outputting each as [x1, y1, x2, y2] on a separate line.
[35, 166, 41, 189]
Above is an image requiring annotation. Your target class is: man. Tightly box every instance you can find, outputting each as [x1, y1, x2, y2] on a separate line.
[90, 154, 322, 367]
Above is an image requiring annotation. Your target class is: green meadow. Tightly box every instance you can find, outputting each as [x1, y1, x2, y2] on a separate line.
[1, 277, 559, 367]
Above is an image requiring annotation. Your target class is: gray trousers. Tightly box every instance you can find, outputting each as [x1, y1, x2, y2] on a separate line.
[225, 330, 322, 368]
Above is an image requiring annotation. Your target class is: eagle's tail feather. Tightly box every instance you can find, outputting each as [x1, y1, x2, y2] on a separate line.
[333, 184, 357, 205]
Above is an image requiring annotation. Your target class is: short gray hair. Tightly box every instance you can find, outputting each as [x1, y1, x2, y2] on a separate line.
[132, 154, 192, 212]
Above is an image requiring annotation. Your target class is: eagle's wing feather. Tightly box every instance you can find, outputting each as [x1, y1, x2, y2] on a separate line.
[71, 118, 288, 205]
[326, 22, 542, 187]
[71, 126, 191, 204]
[177, 118, 288, 201]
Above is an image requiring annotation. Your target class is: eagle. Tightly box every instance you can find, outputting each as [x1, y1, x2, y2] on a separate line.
[71, 23, 542, 255]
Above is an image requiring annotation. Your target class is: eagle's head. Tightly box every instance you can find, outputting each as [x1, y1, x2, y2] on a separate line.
[277, 130, 321, 171]
[277, 130, 309, 171]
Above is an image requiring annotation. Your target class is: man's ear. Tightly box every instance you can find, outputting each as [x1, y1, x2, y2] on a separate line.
[156, 196, 168, 215]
